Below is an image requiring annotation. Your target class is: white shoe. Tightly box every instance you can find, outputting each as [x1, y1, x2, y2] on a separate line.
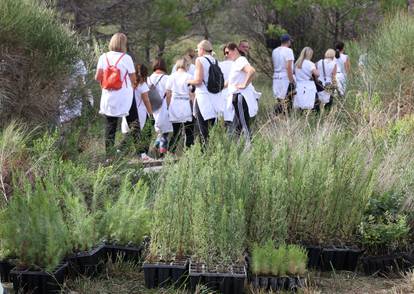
[140, 153, 155, 162]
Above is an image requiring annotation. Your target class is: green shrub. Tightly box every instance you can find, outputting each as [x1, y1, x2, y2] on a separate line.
[286, 245, 307, 276]
[0, 177, 71, 271]
[100, 177, 151, 246]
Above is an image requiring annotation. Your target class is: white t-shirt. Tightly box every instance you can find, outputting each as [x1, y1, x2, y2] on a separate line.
[97, 51, 135, 117]
[336, 53, 348, 74]
[295, 60, 316, 82]
[316, 59, 336, 84]
[166, 71, 193, 123]
[171, 63, 195, 77]
[228, 56, 250, 94]
[272, 46, 294, 78]
[219, 60, 233, 82]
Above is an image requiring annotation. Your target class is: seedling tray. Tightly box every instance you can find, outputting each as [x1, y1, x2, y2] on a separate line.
[104, 243, 143, 263]
[143, 258, 189, 289]
[66, 244, 106, 277]
[10, 262, 67, 294]
[0, 260, 15, 283]
[306, 245, 362, 272]
[189, 261, 246, 294]
[360, 251, 414, 276]
[251, 275, 306, 292]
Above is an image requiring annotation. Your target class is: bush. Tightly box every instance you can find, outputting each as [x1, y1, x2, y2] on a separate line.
[0, 0, 80, 127]
[0, 177, 71, 271]
[100, 177, 151, 246]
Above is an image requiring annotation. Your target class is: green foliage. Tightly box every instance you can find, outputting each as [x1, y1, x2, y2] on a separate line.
[100, 177, 151, 246]
[0, 0, 79, 73]
[0, 177, 71, 271]
[252, 242, 307, 276]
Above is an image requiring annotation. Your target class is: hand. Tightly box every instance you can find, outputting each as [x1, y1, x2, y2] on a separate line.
[236, 83, 247, 90]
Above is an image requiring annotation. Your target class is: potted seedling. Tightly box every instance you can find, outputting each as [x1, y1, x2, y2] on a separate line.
[0, 179, 71, 294]
[100, 178, 151, 265]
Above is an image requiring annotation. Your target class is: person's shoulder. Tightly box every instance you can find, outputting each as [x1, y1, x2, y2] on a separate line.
[237, 56, 249, 63]
[139, 82, 150, 92]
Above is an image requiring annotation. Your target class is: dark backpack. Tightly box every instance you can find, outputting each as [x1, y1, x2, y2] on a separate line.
[204, 57, 224, 94]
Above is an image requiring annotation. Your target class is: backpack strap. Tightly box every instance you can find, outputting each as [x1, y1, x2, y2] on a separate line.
[114, 52, 126, 67]
[322, 60, 327, 82]
[155, 74, 165, 87]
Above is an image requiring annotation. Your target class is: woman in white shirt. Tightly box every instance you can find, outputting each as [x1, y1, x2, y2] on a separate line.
[335, 41, 350, 96]
[219, 45, 234, 123]
[226, 43, 259, 141]
[293, 47, 319, 110]
[165, 58, 194, 152]
[316, 49, 337, 106]
[95, 33, 137, 156]
[147, 58, 172, 154]
[121, 64, 154, 160]
[187, 40, 222, 145]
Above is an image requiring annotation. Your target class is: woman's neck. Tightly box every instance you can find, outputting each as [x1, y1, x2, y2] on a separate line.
[154, 70, 165, 74]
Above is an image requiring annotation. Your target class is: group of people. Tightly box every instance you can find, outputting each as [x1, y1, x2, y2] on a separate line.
[95, 33, 260, 159]
[95, 32, 349, 159]
[272, 34, 350, 111]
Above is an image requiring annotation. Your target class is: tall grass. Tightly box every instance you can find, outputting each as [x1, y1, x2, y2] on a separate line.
[347, 12, 414, 121]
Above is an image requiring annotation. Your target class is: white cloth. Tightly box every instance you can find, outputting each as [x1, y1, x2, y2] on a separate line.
[219, 60, 234, 121]
[121, 82, 150, 133]
[59, 59, 92, 123]
[227, 56, 260, 119]
[272, 46, 295, 99]
[194, 55, 222, 120]
[148, 73, 173, 133]
[336, 53, 348, 95]
[316, 59, 336, 103]
[171, 63, 195, 77]
[294, 60, 316, 109]
[165, 71, 193, 123]
[97, 52, 135, 117]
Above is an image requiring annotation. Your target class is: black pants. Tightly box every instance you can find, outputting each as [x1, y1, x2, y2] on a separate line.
[105, 116, 119, 154]
[120, 97, 142, 153]
[170, 121, 194, 152]
[232, 94, 251, 141]
[194, 100, 215, 145]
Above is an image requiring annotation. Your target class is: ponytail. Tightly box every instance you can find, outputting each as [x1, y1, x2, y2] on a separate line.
[335, 41, 345, 59]
[335, 49, 340, 59]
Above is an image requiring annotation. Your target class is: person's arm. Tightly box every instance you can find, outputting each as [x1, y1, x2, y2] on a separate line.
[286, 60, 294, 83]
[141, 92, 153, 115]
[312, 67, 320, 78]
[236, 64, 256, 89]
[95, 69, 103, 83]
[187, 59, 203, 86]
[129, 73, 137, 89]
[332, 64, 337, 80]
[166, 90, 172, 107]
[345, 57, 351, 75]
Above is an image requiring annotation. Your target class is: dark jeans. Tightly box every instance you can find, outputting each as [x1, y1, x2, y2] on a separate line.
[105, 115, 119, 154]
[232, 93, 251, 141]
[120, 97, 141, 153]
[170, 121, 194, 152]
[194, 100, 215, 146]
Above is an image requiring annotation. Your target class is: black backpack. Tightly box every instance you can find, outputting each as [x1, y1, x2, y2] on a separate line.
[204, 57, 224, 94]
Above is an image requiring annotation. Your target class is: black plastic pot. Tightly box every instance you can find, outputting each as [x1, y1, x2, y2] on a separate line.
[143, 258, 189, 289]
[361, 254, 403, 275]
[67, 244, 106, 277]
[0, 260, 14, 283]
[250, 275, 305, 292]
[344, 247, 363, 271]
[10, 262, 67, 294]
[104, 243, 143, 263]
[189, 261, 246, 294]
[321, 246, 336, 271]
[306, 245, 322, 269]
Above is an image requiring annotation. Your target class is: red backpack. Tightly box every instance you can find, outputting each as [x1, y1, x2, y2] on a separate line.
[101, 53, 128, 90]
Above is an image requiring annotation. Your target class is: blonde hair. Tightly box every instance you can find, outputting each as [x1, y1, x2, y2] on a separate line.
[197, 40, 213, 53]
[295, 47, 314, 69]
[108, 33, 127, 52]
[325, 49, 336, 59]
[175, 58, 190, 71]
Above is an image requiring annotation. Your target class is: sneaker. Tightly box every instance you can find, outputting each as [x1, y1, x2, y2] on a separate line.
[140, 153, 155, 162]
